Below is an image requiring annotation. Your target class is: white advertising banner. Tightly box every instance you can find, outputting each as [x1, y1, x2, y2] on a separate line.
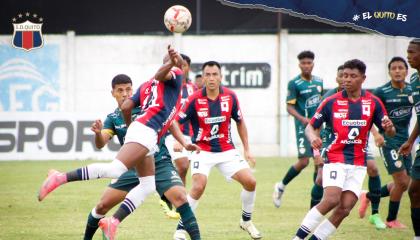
[0, 112, 120, 160]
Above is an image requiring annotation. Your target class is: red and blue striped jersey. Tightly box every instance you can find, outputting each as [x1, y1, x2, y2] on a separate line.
[177, 86, 243, 152]
[179, 80, 198, 136]
[133, 68, 183, 141]
[310, 90, 388, 166]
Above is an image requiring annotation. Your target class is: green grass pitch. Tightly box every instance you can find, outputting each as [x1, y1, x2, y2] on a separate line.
[0, 157, 413, 239]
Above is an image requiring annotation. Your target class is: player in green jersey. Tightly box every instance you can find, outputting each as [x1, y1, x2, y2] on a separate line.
[273, 50, 323, 208]
[399, 39, 420, 240]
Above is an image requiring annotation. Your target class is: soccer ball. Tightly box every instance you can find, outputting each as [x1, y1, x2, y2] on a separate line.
[164, 5, 192, 33]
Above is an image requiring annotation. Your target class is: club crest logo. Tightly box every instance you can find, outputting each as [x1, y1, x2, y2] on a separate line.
[12, 12, 44, 51]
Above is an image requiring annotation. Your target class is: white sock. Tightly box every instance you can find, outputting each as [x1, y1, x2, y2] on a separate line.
[301, 207, 324, 232]
[241, 189, 256, 214]
[187, 194, 199, 211]
[312, 219, 336, 240]
[279, 181, 286, 189]
[124, 176, 156, 211]
[414, 237, 420, 240]
[91, 207, 105, 219]
[86, 159, 127, 179]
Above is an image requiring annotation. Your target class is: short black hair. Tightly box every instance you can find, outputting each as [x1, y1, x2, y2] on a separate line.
[388, 57, 408, 70]
[202, 61, 221, 71]
[343, 59, 366, 74]
[337, 65, 344, 71]
[180, 54, 191, 66]
[112, 74, 132, 88]
[195, 74, 202, 78]
[410, 39, 420, 46]
[297, 50, 315, 60]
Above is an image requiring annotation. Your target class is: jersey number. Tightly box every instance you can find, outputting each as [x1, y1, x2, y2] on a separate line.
[298, 138, 305, 148]
[143, 85, 159, 108]
[390, 149, 399, 161]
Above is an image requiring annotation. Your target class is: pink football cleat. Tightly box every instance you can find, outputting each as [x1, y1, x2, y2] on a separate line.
[386, 220, 407, 229]
[358, 190, 370, 219]
[38, 169, 67, 201]
[99, 217, 120, 240]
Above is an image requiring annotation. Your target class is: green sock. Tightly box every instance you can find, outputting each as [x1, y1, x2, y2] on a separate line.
[178, 203, 201, 240]
[282, 166, 300, 185]
[380, 184, 390, 197]
[83, 211, 103, 240]
[367, 175, 381, 215]
[312, 171, 317, 183]
[387, 201, 400, 222]
[310, 183, 323, 208]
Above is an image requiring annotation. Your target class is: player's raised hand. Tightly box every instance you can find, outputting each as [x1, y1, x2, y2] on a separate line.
[310, 137, 322, 150]
[244, 150, 256, 168]
[398, 141, 413, 156]
[185, 143, 201, 153]
[91, 119, 103, 134]
[167, 45, 183, 69]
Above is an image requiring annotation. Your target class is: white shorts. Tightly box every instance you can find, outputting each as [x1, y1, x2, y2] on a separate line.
[190, 149, 249, 179]
[124, 121, 158, 156]
[165, 134, 192, 160]
[322, 163, 367, 198]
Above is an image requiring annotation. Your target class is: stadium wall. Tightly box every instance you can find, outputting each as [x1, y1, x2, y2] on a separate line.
[0, 32, 414, 160]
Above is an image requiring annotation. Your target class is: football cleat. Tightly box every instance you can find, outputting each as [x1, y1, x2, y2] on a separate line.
[173, 229, 187, 240]
[369, 214, 386, 230]
[38, 169, 67, 201]
[160, 199, 181, 220]
[386, 220, 407, 229]
[240, 219, 262, 239]
[272, 183, 284, 208]
[99, 217, 120, 240]
[358, 190, 370, 218]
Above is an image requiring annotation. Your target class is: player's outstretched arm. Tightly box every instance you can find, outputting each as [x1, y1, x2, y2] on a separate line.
[286, 104, 309, 126]
[91, 119, 111, 149]
[155, 45, 183, 82]
[121, 98, 135, 126]
[236, 120, 255, 167]
[399, 121, 418, 156]
[305, 124, 322, 150]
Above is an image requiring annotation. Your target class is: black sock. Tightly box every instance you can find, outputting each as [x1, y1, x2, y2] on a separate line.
[367, 175, 381, 215]
[412, 208, 420, 236]
[83, 211, 103, 240]
[282, 166, 301, 185]
[113, 198, 136, 222]
[177, 203, 201, 240]
[386, 201, 400, 222]
[380, 184, 390, 197]
[310, 184, 323, 208]
[66, 168, 86, 182]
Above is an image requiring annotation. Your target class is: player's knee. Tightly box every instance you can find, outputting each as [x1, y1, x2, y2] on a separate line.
[323, 195, 340, 207]
[335, 206, 351, 219]
[191, 182, 206, 196]
[367, 166, 378, 176]
[408, 185, 420, 201]
[395, 178, 409, 192]
[171, 192, 188, 207]
[95, 202, 110, 215]
[243, 177, 256, 191]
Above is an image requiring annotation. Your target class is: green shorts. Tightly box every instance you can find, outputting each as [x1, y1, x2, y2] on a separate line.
[295, 124, 313, 158]
[412, 149, 420, 180]
[381, 146, 412, 175]
[108, 159, 183, 196]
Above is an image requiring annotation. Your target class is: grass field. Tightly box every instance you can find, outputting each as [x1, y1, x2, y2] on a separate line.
[0, 157, 414, 240]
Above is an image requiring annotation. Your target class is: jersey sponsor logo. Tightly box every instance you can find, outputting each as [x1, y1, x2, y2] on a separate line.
[314, 112, 323, 119]
[197, 111, 208, 117]
[300, 89, 312, 94]
[203, 133, 225, 141]
[389, 106, 412, 118]
[178, 111, 187, 119]
[204, 116, 226, 124]
[305, 95, 321, 108]
[337, 100, 348, 106]
[385, 98, 401, 103]
[114, 124, 127, 129]
[198, 99, 207, 105]
[340, 139, 362, 144]
[333, 112, 347, 118]
[220, 96, 230, 101]
[341, 120, 367, 126]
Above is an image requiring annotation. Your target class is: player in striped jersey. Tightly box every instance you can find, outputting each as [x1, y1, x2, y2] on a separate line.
[293, 59, 395, 240]
[173, 61, 261, 240]
[399, 39, 420, 240]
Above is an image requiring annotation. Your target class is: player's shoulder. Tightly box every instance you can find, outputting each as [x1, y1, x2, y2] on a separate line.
[221, 86, 236, 95]
[365, 90, 382, 103]
[189, 88, 204, 99]
[410, 72, 419, 83]
[374, 81, 391, 94]
[106, 108, 120, 119]
[312, 75, 323, 84]
[289, 75, 301, 84]
[321, 91, 341, 107]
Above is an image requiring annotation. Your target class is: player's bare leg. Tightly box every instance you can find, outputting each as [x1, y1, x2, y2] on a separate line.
[175, 157, 189, 185]
[232, 169, 261, 239]
[273, 157, 310, 208]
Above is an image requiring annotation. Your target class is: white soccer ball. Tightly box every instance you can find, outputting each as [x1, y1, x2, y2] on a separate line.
[164, 5, 192, 33]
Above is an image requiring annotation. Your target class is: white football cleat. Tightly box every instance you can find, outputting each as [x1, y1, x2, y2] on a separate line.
[272, 182, 284, 208]
[240, 219, 262, 239]
[173, 229, 187, 240]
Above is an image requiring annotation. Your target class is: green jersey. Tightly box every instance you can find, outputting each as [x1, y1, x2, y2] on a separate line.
[286, 75, 323, 120]
[373, 81, 413, 146]
[102, 107, 142, 145]
[411, 72, 420, 137]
